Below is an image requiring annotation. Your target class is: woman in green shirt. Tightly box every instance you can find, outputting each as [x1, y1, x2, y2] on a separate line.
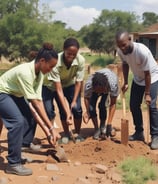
[43, 38, 85, 143]
[0, 43, 60, 176]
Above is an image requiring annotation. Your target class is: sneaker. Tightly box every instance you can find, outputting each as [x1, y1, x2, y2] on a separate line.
[5, 164, 32, 176]
[22, 143, 41, 152]
[93, 129, 101, 140]
[150, 136, 158, 150]
[100, 126, 106, 134]
[58, 136, 70, 144]
[75, 134, 85, 142]
[129, 132, 145, 141]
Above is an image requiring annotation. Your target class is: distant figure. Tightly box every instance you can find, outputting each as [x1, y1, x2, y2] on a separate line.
[116, 30, 158, 150]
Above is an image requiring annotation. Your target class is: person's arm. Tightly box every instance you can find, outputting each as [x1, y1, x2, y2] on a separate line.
[144, 70, 151, 105]
[71, 81, 82, 108]
[83, 97, 90, 124]
[30, 99, 60, 145]
[54, 82, 72, 125]
[106, 96, 117, 125]
[122, 62, 129, 93]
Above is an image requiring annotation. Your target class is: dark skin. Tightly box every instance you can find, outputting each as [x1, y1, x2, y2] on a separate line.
[83, 86, 117, 125]
[54, 46, 82, 126]
[116, 32, 151, 105]
[31, 57, 61, 145]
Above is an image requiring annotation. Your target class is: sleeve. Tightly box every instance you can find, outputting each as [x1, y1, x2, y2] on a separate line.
[108, 73, 119, 97]
[84, 76, 93, 98]
[17, 72, 43, 100]
[139, 49, 150, 71]
[76, 55, 85, 82]
[47, 67, 61, 83]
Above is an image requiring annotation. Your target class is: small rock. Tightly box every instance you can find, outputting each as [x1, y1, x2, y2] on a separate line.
[46, 164, 59, 171]
[92, 164, 108, 174]
[51, 176, 59, 181]
[74, 161, 82, 166]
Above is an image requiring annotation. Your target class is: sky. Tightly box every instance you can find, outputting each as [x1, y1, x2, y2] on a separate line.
[40, 0, 158, 31]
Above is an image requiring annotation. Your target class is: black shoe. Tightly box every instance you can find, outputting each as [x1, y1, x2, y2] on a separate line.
[106, 125, 116, 137]
[5, 164, 32, 176]
[129, 132, 145, 141]
[150, 136, 158, 150]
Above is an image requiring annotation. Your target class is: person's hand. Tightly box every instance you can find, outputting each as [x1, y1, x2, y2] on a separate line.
[66, 113, 73, 126]
[144, 94, 151, 105]
[121, 84, 128, 94]
[83, 111, 90, 124]
[48, 128, 61, 146]
[70, 100, 77, 110]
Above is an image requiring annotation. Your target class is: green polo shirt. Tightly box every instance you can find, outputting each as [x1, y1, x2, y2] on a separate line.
[0, 60, 43, 100]
[44, 51, 85, 91]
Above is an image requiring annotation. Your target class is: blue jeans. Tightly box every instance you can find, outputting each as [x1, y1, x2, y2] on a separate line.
[42, 86, 56, 120]
[55, 85, 82, 120]
[0, 93, 36, 164]
[89, 92, 108, 121]
[130, 80, 158, 137]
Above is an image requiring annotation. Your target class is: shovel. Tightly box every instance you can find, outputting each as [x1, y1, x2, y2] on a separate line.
[121, 93, 129, 145]
[146, 105, 150, 144]
[28, 102, 68, 162]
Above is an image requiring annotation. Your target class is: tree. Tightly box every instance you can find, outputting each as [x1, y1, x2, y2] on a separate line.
[142, 12, 158, 27]
[80, 9, 142, 55]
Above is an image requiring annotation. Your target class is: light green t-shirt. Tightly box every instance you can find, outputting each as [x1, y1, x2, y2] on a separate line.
[0, 60, 44, 100]
[44, 52, 85, 91]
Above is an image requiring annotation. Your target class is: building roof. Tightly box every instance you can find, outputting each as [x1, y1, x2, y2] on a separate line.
[144, 23, 158, 32]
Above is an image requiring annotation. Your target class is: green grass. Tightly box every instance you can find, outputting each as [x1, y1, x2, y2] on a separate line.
[118, 156, 158, 184]
[83, 53, 115, 67]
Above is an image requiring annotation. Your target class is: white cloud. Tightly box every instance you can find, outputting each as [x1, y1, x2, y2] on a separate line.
[53, 6, 100, 30]
[134, 0, 158, 16]
[40, 0, 158, 30]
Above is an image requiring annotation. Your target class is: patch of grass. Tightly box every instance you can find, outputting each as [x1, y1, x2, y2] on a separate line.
[91, 56, 115, 67]
[118, 156, 158, 184]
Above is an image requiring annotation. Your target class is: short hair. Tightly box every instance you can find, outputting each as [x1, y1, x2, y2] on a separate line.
[63, 37, 80, 49]
[92, 72, 109, 89]
[115, 29, 129, 41]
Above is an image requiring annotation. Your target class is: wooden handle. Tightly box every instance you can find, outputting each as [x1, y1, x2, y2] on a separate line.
[146, 105, 150, 144]
[122, 93, 126, 119]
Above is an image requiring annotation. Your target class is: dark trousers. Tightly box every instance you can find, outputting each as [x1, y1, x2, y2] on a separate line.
[130, 80, 158, 137]
[55, 85, 82, 120]
[89, 92, 108, 121]
[0, 93, 36, 165]
[42, 86, 56, 120]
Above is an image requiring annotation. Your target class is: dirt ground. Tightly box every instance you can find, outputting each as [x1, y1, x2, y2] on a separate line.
[0, 98, 158, 184]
